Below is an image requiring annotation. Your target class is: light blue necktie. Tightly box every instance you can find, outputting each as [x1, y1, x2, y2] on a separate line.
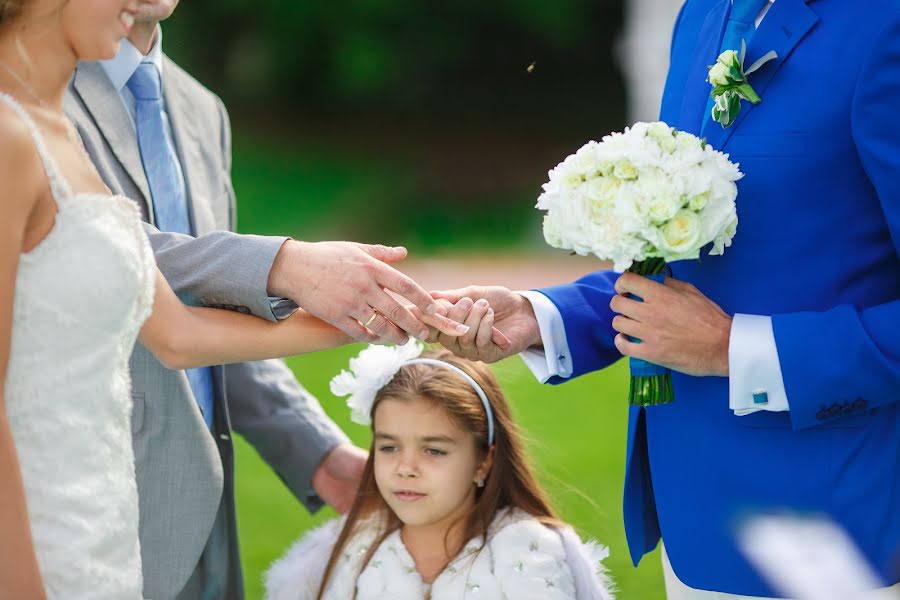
[128, 63, 216, 430]
[702, 0, 769, 130]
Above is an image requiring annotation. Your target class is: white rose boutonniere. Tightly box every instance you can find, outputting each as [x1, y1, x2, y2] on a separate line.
[707, 40, 778, 128]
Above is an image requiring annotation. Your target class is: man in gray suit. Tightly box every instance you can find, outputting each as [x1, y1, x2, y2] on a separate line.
[63, 1, 459, 598]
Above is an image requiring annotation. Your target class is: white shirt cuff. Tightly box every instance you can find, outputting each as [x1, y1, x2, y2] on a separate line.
[517, 291, 573, 383]
[729, 313, 790, 415]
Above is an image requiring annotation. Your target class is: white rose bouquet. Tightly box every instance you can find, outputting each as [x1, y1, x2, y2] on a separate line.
[536, 122, 742, 406]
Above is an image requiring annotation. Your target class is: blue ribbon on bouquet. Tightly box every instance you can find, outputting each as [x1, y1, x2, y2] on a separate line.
[628, 271, 671, 377]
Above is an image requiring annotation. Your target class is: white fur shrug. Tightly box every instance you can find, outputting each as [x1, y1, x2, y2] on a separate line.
[265, 509, 614, 600]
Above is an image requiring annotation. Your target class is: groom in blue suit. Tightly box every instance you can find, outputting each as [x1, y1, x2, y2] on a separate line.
[433, 0, 900, 597]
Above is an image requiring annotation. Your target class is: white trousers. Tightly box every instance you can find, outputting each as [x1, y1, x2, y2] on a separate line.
[661, 545, 900, 600]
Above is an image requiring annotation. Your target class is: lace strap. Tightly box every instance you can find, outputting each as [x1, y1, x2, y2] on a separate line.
[0, 92, 73, 203]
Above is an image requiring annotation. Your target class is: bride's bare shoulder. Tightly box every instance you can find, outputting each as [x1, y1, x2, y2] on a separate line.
[0, 100, 44, 211]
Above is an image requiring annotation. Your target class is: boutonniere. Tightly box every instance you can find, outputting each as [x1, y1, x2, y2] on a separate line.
[707, 40, 778, 128]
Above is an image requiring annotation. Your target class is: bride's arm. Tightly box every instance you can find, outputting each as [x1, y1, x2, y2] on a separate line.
[139, 269, 354, 370]
[0, 116, 48, 599]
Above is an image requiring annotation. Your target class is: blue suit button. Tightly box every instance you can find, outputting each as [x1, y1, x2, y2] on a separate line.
[852, 398, 868, 411]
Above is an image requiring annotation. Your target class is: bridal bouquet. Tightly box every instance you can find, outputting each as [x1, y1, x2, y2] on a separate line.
[536, 122, 742, 406]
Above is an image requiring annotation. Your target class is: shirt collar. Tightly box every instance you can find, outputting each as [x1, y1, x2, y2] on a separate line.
[100, 24, 165, 92]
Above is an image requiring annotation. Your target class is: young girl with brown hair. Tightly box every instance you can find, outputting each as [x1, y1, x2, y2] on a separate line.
[265, 342, 614, 600]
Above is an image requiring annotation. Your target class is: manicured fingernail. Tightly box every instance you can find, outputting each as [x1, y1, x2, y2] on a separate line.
[456, 324, 470, 334]
[416, 330, 429, 341]
[475, 299, 488, 308]
[487, 308, 494, 316]
[425, 304, 437, 316]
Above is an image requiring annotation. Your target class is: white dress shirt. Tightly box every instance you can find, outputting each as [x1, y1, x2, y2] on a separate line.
[521, 0, 787, 417]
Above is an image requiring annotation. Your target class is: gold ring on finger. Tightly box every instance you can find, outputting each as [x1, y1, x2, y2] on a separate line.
[363, 311, 379, 328]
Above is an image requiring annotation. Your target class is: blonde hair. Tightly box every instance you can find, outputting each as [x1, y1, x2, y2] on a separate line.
[317, 349, 561, 599]
[0, 0, 22, 24]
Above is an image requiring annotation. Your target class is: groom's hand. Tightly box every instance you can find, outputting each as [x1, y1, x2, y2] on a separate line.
[268, 241, 468, 344]
[430, 286, 542, 363]
[311, 442, 367, 514]
[610, 273, 732, 377]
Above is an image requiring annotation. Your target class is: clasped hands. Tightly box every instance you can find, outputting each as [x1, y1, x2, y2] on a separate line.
[425, 273, 733, 378]
[268, 240, 731, 376]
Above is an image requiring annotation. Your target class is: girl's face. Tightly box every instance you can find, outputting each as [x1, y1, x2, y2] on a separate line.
[61, 0, 138, 60]
[373, 395, 493, 531]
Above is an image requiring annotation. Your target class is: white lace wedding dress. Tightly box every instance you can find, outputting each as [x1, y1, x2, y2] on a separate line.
[1, 93, 155, 599]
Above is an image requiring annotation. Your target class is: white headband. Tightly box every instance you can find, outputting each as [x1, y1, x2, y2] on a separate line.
[402, 358, 495, 446]
[330, 341, 496, 445]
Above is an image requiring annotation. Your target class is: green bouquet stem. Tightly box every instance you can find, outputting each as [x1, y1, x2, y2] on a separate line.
[626, 257, 675, 407]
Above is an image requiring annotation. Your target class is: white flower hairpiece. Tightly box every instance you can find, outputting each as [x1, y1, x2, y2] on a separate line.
[330, 340, 497, 444]
[329, 340, 424, 426]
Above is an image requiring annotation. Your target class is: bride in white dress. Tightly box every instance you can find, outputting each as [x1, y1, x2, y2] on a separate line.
[0, 1, 462, 598]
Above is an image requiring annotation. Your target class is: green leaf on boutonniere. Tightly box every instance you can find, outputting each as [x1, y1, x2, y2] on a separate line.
[707, 39, 779, 129]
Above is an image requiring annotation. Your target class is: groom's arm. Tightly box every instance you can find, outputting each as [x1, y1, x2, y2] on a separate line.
[223, 359, 351, 512]
[767, 15, 900, 430]
[524, 271, 622, 383]
[145, 224, 292, 322]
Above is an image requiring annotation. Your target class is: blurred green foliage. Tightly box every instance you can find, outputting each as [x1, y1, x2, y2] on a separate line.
[164, 0, 625, 128]
[164, 1, 629, 248]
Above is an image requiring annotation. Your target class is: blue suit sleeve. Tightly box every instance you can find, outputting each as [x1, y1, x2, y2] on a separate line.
[772, 14, 900, 430]
[537, 270, 622, 384]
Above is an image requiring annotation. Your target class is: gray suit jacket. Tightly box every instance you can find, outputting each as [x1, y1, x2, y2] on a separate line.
[65, 58, 349, 599]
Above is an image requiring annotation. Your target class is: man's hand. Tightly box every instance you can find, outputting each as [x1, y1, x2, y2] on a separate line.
[610, 273, 732, 377]
[267, 241, 469, 345]
[430, 286, 542, 363]
[311, 443, 367, 514]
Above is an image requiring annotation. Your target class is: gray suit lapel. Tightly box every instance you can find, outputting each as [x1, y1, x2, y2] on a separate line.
[72, 61, 154, 223]
[162, 57, 217, 235]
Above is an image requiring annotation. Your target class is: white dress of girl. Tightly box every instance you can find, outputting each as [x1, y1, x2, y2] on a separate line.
[265, 508, 615, 600]
[1, 93, 156, 599]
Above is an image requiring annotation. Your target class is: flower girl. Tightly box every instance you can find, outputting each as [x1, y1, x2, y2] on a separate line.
[265, 342, 614, 600]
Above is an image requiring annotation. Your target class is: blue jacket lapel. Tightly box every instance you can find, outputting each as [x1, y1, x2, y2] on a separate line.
[678, 0, 731, 134]
[704, 0, 819, 149]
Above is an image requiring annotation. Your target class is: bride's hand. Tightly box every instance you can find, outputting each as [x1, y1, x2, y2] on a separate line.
[426, 297, 514, 363]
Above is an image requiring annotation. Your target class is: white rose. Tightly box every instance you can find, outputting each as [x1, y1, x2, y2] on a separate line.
[572, 143, 601, 175]
[659, 210, 702, 256]
[687, 192, 710, 211]
[718, 49, 740, 69]
[586, 176, 621, 207]
[647, 194, 685, 224]
[708, 61, 731, 87]
[646, 122, 678, 153]
[648, 128, 678, 154]
[597, 160, 615, 176]
[553, 160, 585, 189]
[613, 159, 638, 181]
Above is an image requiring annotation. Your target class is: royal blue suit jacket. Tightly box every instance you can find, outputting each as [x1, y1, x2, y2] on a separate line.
[538, 0, 900, 594]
